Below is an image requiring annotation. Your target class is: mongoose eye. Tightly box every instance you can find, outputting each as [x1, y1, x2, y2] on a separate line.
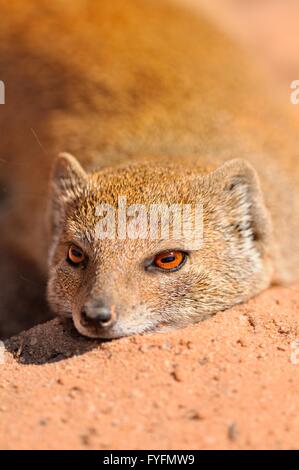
[67, 244, 86, 266]
[153, 250, 187, 272]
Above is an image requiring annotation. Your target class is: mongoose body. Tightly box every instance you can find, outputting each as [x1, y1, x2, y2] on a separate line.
[0, 0, 298, 338]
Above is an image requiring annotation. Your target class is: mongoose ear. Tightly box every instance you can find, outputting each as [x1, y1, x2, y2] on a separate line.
[51, 152, 87, 195]
[49, 153, 87, 234]
[209, 159, 272, 250]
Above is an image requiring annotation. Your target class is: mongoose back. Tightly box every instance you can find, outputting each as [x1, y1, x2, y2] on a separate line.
[0, 0, 299, 338]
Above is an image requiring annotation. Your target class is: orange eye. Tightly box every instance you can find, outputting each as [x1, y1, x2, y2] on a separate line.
[153, 250, 186, 272]
[67, 244, 85, 266]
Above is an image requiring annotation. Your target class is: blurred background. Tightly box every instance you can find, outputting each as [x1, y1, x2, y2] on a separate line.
[180, 0, 299, 88]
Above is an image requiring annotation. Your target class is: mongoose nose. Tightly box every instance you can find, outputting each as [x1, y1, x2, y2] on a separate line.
[80, 300, 115, 328]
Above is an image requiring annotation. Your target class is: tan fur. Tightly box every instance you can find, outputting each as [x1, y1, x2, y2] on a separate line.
[0, 0, 299, 338]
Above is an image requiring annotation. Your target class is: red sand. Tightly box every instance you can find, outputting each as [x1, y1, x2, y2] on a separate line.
[1, 284, 299, 450]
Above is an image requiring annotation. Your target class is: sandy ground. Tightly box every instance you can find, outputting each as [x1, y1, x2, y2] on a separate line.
[1, 1, 299, 450]
[1, 284, 299, 450]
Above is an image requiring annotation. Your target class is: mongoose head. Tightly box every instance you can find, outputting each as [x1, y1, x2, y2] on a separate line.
[47, 153, 273, 339]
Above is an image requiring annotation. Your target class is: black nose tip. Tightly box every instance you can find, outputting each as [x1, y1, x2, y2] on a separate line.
[80, 301, 115, 328]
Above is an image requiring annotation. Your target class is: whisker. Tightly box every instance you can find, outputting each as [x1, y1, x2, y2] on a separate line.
[30, 127, 48, 155]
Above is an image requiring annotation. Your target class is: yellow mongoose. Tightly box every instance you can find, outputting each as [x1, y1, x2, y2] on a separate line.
[0, 0, 298, 338]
